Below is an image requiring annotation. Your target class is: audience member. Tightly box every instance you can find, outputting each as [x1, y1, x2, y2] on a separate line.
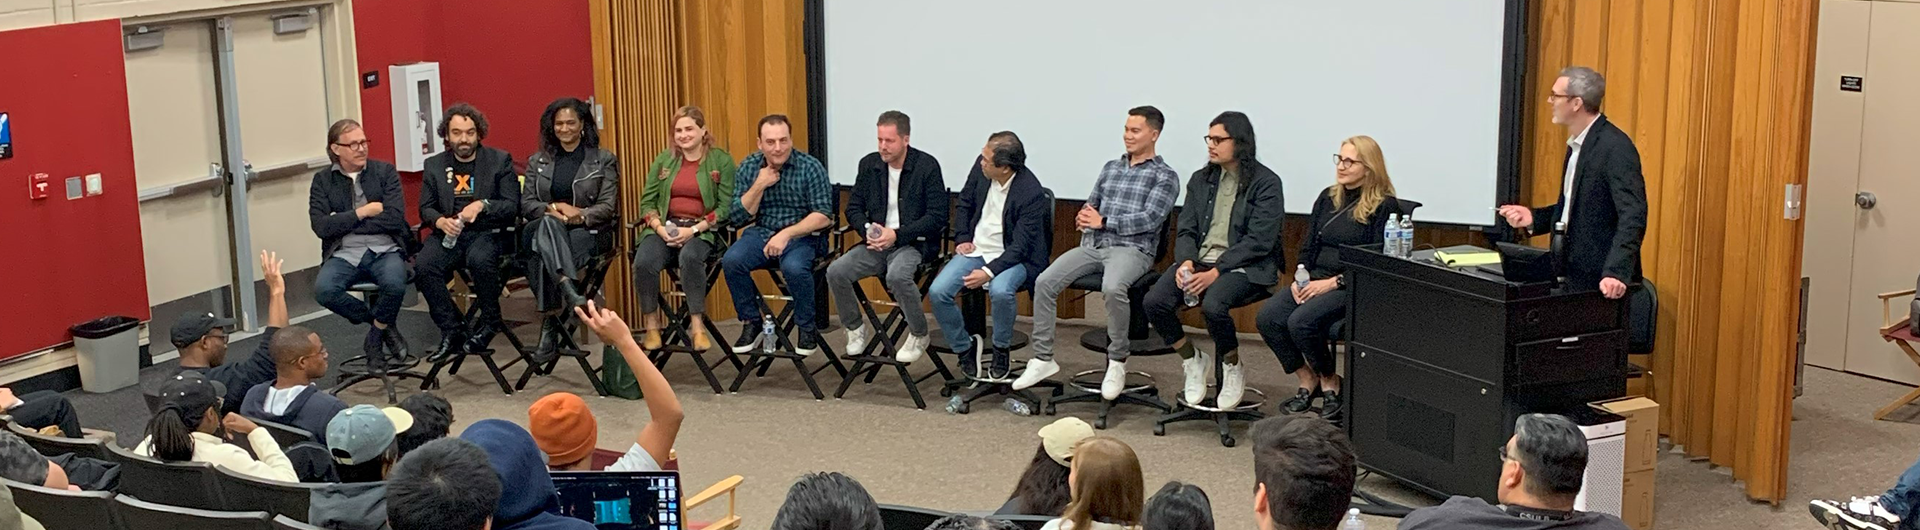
[387, 438, 501, 530]
[1250, 414, 1354, 530]
[0, 389, 80, 439]
[827, 110, 948, 363]
[530, 302, 682, 472]
[1143, 482, 1212, 530]
[167, 250, 288, 414]
[0, 432, 67, 491]
[394, 393, 453, 459]
[0, 484, 39, 530]
[239, 324, 347, 444]
[460, 419, 592, 530]
[311, 405, 414, 530]
[930, 131, 1051, 379]
[722, 114, 836, 357]
[634, 105, 736, 352]
[1043, 436, 1144, 530]
[417, 103, 522, 363]
[311, 119, 414, 365]
[999, 417, 1095, 516]
[1401, 414, 1627, 530]
[136, 372, 298, 482]
[522, 97, 621, 364]
[770, 471, 883, 530]
[925, 515, 1020, 530]
[1812, 450, 1917, 530]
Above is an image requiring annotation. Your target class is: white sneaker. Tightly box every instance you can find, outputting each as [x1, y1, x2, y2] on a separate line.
[1217, 362, 1246, 409]
[1100, 360, 1128, 400]
[844, 324, 870, 357]
[1181, 348, 1212, 405]
[896, 333, 930, 364]
[1012, 358, 1059, 390]
[1810, 497, 1899, 530]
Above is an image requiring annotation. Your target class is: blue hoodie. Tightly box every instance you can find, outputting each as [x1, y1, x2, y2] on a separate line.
[459, 420, 593, 530]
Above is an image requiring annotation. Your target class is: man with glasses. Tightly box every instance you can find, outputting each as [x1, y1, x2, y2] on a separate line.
[1496, 66, 1647, 300]
[167, 251, 290, 414]
[238, 323, 347, 445]
[310, 119, 414, 367]
[1400, 414, 1629, 530]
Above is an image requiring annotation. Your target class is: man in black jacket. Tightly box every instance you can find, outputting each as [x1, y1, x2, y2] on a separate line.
[415, 104, 522, 362]
[825, 111, 947, 364]
[310, 119, 413, 366]
[1498, 66, 1648, 300]
[928, 132, 1051, 379]
[1400, 414, 1630, 530]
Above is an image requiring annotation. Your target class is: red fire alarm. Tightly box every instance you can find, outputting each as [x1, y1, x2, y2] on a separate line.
[27, 173, 48, 200]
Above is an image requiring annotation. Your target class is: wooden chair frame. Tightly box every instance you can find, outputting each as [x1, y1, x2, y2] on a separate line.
[1876, 288, 1920, 420]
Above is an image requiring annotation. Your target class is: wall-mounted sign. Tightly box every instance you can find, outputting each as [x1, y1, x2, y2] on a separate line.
[0, 112, 12, 160]
[1841, 76, 1863, 92]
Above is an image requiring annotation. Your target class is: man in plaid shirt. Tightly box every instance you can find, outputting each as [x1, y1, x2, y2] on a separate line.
[721, 114, 836, 356]
[1013, 106, 1181, 400]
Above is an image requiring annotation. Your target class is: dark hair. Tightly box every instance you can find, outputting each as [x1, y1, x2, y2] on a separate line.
[144, 404, 207, 462]
[1128, 106, 1165, 131]
[438, 102, 490, 141]
[325, 119, 363, 165]
[925, 515, 1021, 530]
[759, 114, 793, 137]
[539, 97, 600, 155]
[1144, 481, 1213, 530]
[1250, 415, 1355, 530]
[395, 393, 454, 458]
[1512, 413, 1589, 500]
[987, 131, 1026, 169]
[268, 325, 320, 368]
[1207, 111, 1257, 175]
[336, 449, 395, 483]
[388, 438, 501, 530]
[876, 110, 911, 136]
[1006, 445, 1073, 515]
[770, 472, 883, 530]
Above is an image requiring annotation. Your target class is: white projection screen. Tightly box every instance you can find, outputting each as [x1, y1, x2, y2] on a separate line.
[822, 0, 1525, 226]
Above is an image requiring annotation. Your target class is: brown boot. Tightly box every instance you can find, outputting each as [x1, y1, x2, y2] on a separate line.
[642, 328, 663, 350]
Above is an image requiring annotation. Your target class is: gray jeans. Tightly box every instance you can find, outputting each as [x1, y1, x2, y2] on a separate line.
[826, 245, 928, 336]
[1030, 244, 1154, 362]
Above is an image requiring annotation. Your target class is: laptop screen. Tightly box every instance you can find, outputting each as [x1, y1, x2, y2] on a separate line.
[550, 471, 683, 530]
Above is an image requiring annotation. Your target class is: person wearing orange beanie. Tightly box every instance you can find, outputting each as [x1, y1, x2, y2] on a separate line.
[529, 302, 684, 472]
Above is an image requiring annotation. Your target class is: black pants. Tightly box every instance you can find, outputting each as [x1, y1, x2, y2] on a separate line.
[1142, 266, 1270, 364]
[633, 235, 716, 315]
[10, 390, 81, 438]
[415, 231, 505, 334]
[524, 216, 612, 312]
[1256, 289, 1350, 376]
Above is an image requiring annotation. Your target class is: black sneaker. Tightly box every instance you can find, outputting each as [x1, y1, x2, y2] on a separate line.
[795, 331, 822, 357]
[1319, 391, 1345, 420]
[732, 327, 762, 354]
[989, 346, 1012, 380]
[427, 332, 464, 364]
[1810, 497, 1899, 530]
[958, 334, 984, 379]
[383, 325, 411, 362]
[1281, 388, 1318, 414]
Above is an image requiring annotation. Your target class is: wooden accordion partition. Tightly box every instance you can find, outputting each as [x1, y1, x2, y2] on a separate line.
[1522, 0, 1813, 502]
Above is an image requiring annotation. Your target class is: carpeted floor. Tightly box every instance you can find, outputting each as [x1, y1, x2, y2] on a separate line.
[61, 293, 1920, 530]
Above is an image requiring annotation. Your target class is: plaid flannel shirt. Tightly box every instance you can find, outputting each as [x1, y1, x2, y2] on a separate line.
[730, 150, 833, 232]
[1082, 154, 1180, 254]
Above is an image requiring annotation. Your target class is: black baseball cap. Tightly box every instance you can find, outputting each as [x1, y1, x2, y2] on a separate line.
[170, 312, 235, 348]
[155, 372, 226, 420]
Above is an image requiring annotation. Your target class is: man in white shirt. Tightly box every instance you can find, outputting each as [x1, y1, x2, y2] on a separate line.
[929, 132, 1052, 379]
[238, 325, 348, 445]
[826, 111, 948, 364]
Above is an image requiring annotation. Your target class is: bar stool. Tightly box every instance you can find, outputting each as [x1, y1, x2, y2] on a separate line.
[330, 281, 428, 404]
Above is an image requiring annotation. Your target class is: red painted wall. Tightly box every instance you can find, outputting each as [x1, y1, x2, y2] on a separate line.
[352, 0, 593, 226]
[0, 20, 150, 358]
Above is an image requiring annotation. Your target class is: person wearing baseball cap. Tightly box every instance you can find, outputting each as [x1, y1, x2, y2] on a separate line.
[527, 302, 682, 473]
[997, 417, 1096, 516]
[135, 372, 297, 482]
[163, 251, 291, 414]
[310, 404, 414, 530]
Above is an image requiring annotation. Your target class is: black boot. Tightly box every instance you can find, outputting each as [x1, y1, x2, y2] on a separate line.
[363, 327, 387, 373]
[382, 325, 411, 364]
[463, 320, 496, 355]
[532, 318, 562, 365]
[428, 329, 464, 364]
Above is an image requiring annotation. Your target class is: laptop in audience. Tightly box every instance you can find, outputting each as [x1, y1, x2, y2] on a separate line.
[550, 470, 683, 530]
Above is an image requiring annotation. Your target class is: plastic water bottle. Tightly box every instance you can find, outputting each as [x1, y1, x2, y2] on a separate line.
[1179, 268, 1198, 307]
[1342, 508, 1365, 530]
[1003, 398, 1034, 416]
[1383, 214, 1400, 257]
[867, 222, 883, 241]
[1398, 214, 1415, 257]
[664, 220, 681, 240]
[442, 219, 464, 249]
[1295, 264, 1311, 291]
[760, 315, 776, 354]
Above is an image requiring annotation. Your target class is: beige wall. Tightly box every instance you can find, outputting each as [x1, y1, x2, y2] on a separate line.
[0, 0, 334, 30]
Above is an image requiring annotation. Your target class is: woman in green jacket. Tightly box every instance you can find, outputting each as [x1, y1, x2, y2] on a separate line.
[635, 105, 737, 350]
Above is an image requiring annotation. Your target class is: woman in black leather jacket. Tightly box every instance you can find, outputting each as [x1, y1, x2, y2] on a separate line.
[522, 97, 620, 360]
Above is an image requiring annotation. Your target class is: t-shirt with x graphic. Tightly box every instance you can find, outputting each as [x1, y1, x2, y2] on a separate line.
[450, 158, 476, 211]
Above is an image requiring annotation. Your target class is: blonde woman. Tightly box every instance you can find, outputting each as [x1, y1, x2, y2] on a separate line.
[1041, 436, 1145, 530]
[634, 105, 737, 350]
[1257, 135, 1406, 422]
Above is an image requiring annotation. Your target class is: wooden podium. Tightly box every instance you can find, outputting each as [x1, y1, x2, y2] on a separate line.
[1340, 244, 1627, 501]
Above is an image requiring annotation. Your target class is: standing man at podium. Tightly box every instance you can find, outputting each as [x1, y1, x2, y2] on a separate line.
[1497, 66, 1647, 299]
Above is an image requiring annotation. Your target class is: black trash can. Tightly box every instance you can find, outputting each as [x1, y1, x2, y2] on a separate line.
[70, 316, 141, 393]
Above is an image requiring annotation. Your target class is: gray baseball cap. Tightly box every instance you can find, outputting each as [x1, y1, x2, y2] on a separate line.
[326, 405, 415, 465]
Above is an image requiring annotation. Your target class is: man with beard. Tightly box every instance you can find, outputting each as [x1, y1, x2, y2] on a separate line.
[416, 103, 522, 362]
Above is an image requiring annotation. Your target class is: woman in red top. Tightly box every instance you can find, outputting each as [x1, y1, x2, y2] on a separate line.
[635, 106, 737, 350]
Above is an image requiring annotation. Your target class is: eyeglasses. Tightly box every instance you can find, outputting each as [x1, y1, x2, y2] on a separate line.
[1497, 444, 1514, 462]
[333, 140, 370, 151]
[1547, 92, 1577, 103]
[1334, 155, 1363, 169]
[1203, 135, 1232, 146]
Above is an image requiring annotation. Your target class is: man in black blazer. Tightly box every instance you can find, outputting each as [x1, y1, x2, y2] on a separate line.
[310, 119, 413, 365]
[928, 131, 1052, 379]
[825, 111, 947, 364]
[1499, 66, 1648, 299]
[415, 104, 523, 362]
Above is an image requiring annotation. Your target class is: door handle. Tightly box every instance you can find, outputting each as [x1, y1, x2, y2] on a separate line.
[1857, 191, 1878, 210]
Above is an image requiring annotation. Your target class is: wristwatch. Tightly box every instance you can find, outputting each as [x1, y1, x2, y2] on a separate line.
[1335, 275, 1348, 290]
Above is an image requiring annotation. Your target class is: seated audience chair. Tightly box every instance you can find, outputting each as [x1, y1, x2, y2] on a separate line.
[584, 448, 742, 530]
[112, 494, 272, 530]
[990, 514, 1054, 530]
[1877, 287, 1920, 420]
[330, 280, 430, 404]
[106, 443, 224, 510]
[214, 465, 320, 522]
[5, 477, 117, 530]
[834, 216, 956, 410]
[243, 417, 313, 451]
[271, 515, 326, 530]
[879, 504, 952, 530]
[7, 421, 109, 461]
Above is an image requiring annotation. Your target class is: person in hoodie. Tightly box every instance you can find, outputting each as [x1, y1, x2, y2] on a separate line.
[310, 405, 415, 530]
[239, 324, 348, 444]
[461, 419, 593, 530]
[387, 438, 500, 530]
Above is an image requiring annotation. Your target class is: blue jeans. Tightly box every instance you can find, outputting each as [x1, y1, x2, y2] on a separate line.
[928, 255, 1027, 352]
[314, 251, 408, 325]
[1884, 453, 1920, 528]
[722, 227, 824, 332]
